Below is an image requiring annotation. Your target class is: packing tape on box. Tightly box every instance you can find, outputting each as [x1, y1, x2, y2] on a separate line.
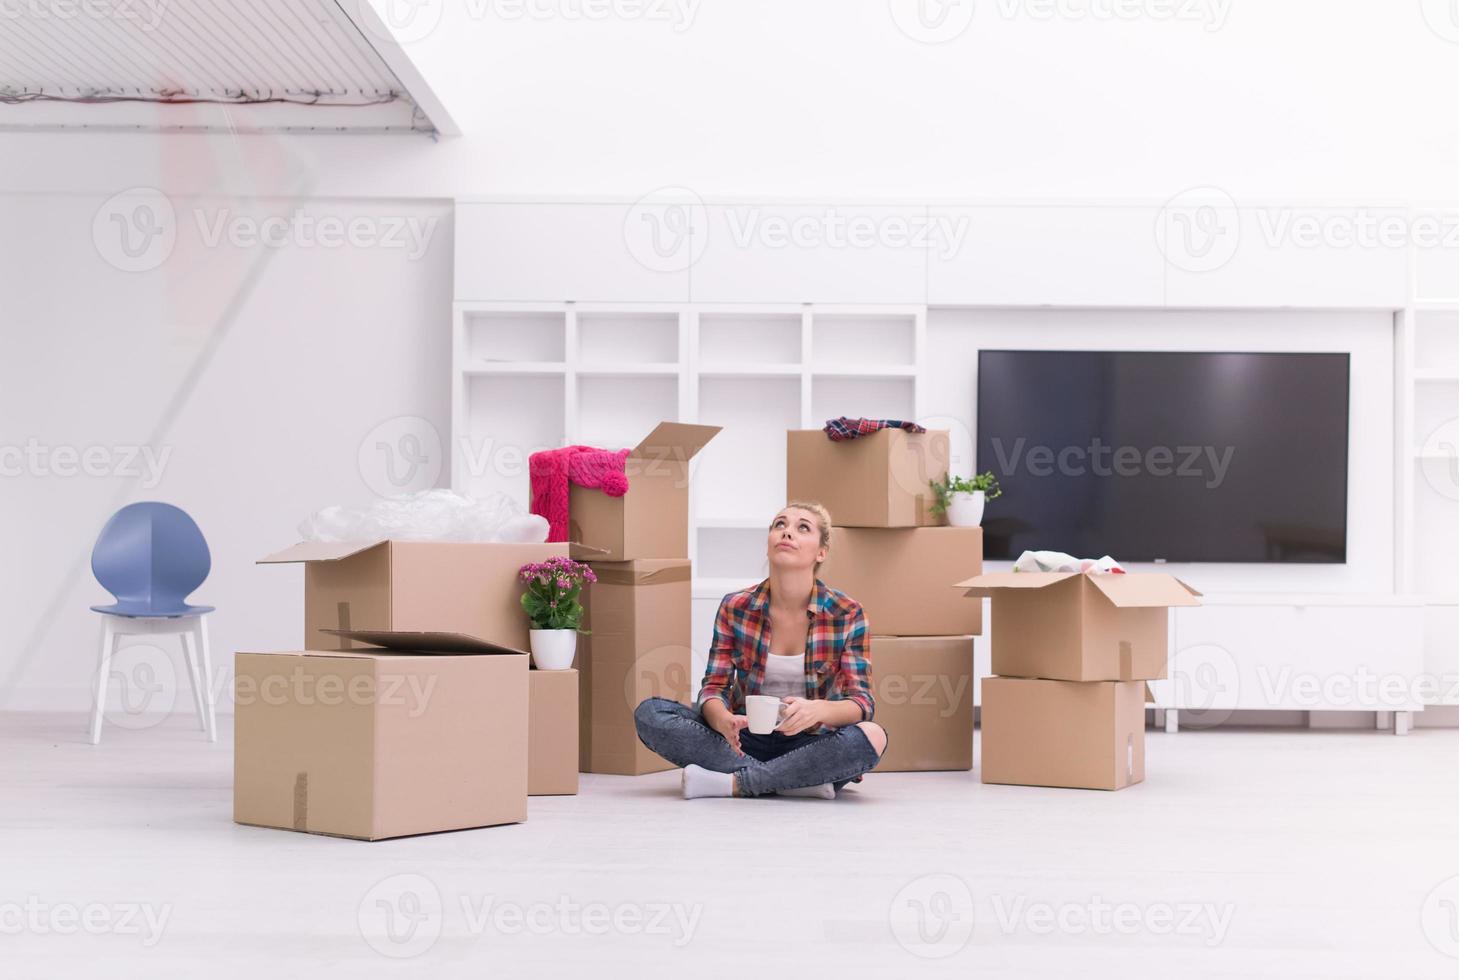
[589, 564, 692, 587]
[293, 772, 308, 831]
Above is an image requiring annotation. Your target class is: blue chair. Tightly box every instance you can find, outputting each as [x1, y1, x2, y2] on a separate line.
[89, 502, 217, 744]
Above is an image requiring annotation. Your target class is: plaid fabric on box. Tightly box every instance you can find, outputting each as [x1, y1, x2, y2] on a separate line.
[823, 417, 927, 442]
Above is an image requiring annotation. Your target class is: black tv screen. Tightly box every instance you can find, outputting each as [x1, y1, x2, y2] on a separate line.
[976, 350, 1350, 563]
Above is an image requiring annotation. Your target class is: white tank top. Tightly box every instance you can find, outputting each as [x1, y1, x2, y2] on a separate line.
[760, 652, 805, 699]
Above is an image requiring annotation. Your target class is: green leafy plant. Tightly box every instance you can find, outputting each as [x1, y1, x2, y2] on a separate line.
[929, 471, 1003, 515]
[518, 556, 596, 632]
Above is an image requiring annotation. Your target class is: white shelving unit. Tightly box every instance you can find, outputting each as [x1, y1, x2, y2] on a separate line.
[452, 301, 926, 599]
[1398, 273, 1459, 705]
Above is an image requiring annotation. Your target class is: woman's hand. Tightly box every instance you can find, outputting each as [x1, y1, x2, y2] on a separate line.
[776, 697, 829, 736]
[703, 699, 749, 756]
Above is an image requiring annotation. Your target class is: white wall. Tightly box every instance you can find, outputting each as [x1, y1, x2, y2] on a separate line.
[0, 193, 453, 711]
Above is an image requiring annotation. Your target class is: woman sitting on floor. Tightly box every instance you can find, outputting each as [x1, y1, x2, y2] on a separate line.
[633, 500, 886, 799]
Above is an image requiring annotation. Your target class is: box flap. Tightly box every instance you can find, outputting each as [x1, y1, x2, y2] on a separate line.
[953, 572, 1078, 594]
[628, 421, 722, 463]
[323, 629, 528, 656]
[1174, 578, 1203, 598]
[257, 540, 387, 564]
[1087, 573, 1204, 608]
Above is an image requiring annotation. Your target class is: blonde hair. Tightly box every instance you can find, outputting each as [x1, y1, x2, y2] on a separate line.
[780, 500, 833, 572]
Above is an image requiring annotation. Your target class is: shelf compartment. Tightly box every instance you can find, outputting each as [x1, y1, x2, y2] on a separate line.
[810, 374, 915, 423]
[462, 361, 566, 376]
[811, 313, 916, 369]
[1415, 311, 1459, 376]
[576, 363, 680, 378]
[464, 310, 567, 363]
[697, 363, 801, 379]
[577, 311, 680, 364]
[1415, 381, 1459, 451]
[695, 527, 770, 582]
[695, 375, 801, 523]
[1414, 473, 1459, 596]
[462, 374, 565, 501]
[575, 374, 679, 449]
[698, 313, 802, 365]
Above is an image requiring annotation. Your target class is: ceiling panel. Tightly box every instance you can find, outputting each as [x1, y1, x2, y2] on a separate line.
[0, 0, 456, 135]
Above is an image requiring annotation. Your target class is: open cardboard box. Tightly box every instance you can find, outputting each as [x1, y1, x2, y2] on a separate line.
[955, 571, 1201, 681]
[233, 629, 529, 841]
[568, 421, 721, 561]
[786, 428, 949, 527]
[981, 677, 1146, 791]
[257, 540, 566, 652]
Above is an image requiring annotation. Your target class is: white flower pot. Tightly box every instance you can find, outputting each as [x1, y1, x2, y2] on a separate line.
[946, 490, 986, 527]
[529, 629, 577, 670]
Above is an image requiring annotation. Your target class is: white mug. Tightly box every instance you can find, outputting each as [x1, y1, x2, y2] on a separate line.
[745, 695, 784, 735]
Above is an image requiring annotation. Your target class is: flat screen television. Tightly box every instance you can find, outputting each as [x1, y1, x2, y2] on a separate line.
[976, 350, 1351, 563]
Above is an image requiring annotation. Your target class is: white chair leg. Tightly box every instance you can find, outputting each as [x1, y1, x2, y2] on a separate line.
[181, 629, 207, 732]
[1395, 711, 1413, 736]
[89, 618, 118, 745]
[1165, 708, 1179, 734]
[1375, 711, 1392, 731]
[197, 616, 217, 742]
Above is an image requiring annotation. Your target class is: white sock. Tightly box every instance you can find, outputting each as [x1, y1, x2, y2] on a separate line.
[682, 764, 735, 799]
[777, 783, 836, 800]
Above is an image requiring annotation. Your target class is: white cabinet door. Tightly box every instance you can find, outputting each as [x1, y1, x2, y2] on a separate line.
[1161, 204, 1409, 309]
[455, 202, 692, 302]
[1154, 602, 1426, 715]
[928, 205, 1165, 307]
[689, 204, 929, 304]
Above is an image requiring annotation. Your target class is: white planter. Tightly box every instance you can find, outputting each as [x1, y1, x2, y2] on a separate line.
[946, 490, 986, 527]
[529, 629, 578, 670]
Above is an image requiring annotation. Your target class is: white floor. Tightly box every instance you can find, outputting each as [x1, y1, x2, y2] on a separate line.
[4, 712, 1459, 979]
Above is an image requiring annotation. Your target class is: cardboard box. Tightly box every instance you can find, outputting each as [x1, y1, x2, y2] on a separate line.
[955, 572, 1201, 681]
[233, 636, 528, 840]
[980, 677, 1145, 791]
[869, 635, 974, 772]
[258, 540, 566, 652]
[786, 428, 949, 527]
[819, 527, 984, 636]
[568, 422, 721, 561]
[529, 669, 579, 796]
[579, 559, 693, 775]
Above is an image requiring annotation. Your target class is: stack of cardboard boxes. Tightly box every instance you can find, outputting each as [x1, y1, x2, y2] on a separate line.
[956, 570, 1201, 790]
[237, 537, 575, 840]
[788, 427, 985, 771]
[570, 422, 721, 776]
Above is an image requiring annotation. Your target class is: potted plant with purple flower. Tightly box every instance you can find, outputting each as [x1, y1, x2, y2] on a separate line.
[518, 556, 597, 670]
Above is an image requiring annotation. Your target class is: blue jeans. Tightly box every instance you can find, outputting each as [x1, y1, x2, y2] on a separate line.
[632, 697, 882, 797]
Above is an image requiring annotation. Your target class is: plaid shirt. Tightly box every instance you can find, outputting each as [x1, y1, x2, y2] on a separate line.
[823, 417, 927, 442]
[697, 579, 874, 724]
